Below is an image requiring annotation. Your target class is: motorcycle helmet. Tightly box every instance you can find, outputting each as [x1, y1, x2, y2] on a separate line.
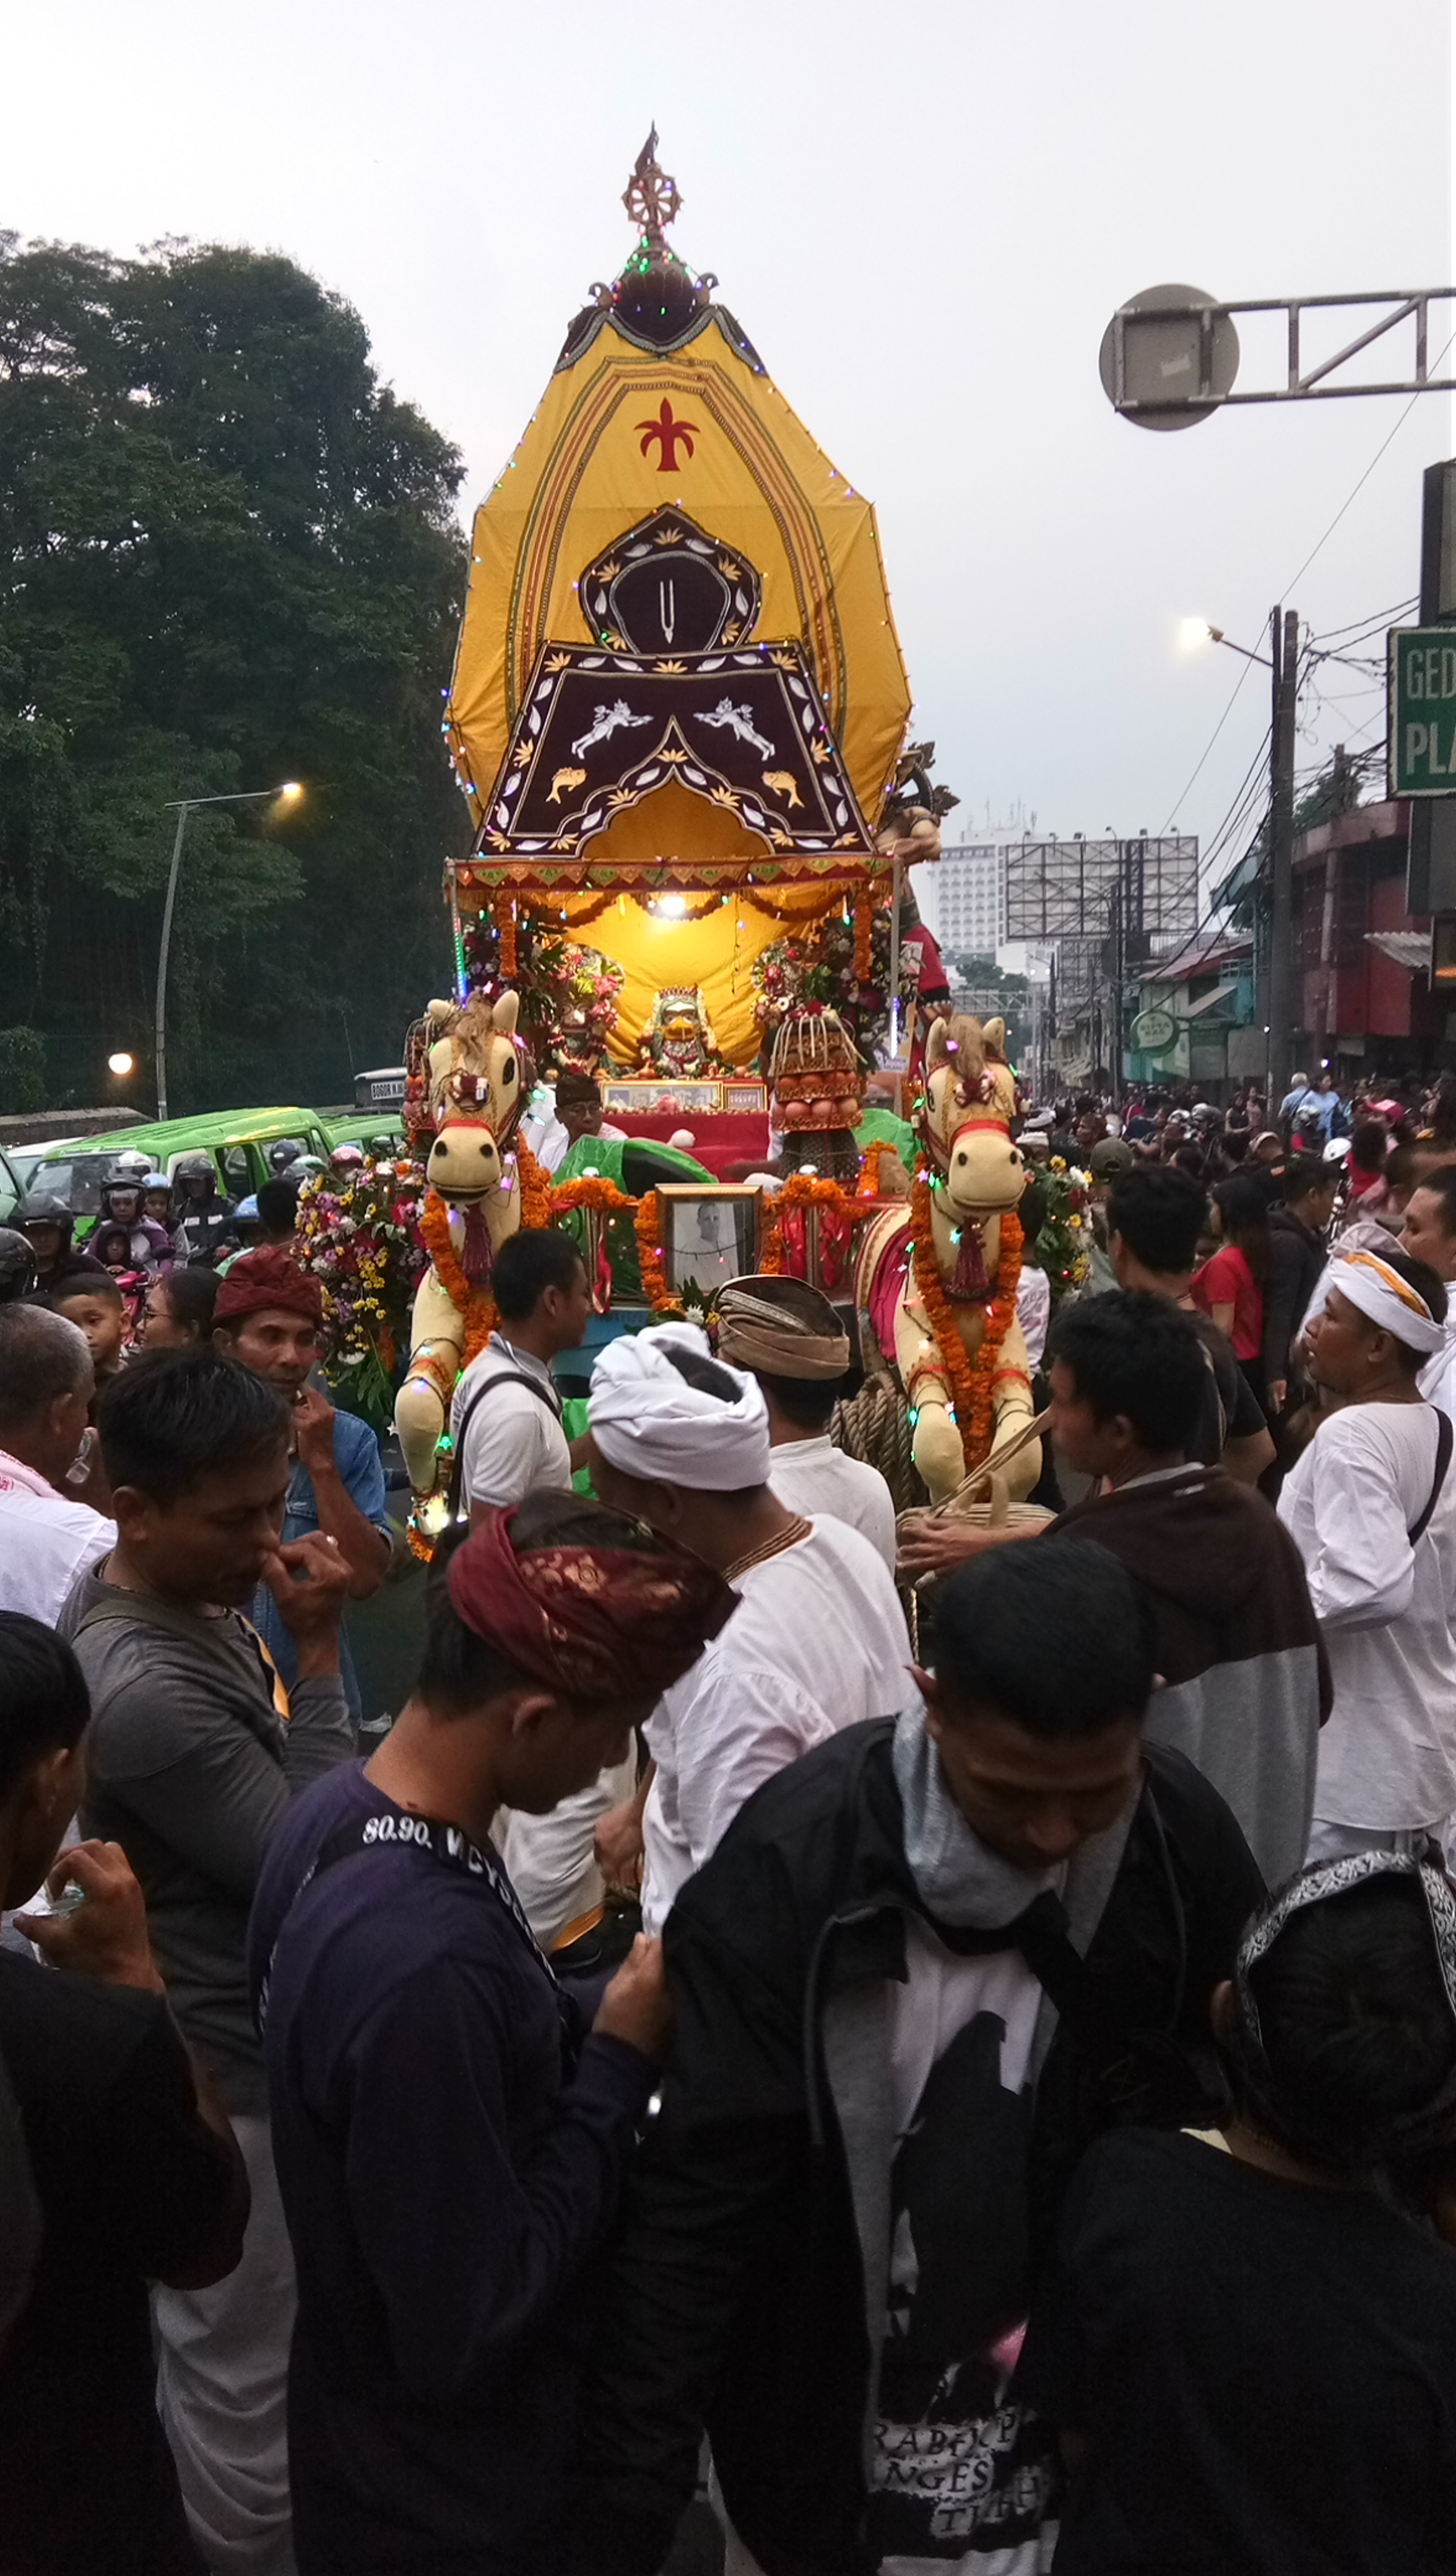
[19, 1191, 72, 1234]
[0, 1226, 38, 1302]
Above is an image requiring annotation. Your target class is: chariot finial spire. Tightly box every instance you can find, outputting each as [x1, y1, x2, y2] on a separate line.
[623, 127, 682, 245]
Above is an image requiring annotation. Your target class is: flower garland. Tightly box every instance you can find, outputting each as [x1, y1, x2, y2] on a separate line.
[856, 1139, 899, 1198]
[550, 1175, 636, 1221]
[908, 1177, 1025, 1469]
[759, 1172, 858, 1274]
[633, 1191, 685, 1316]
[417, 1144, 552, 1368]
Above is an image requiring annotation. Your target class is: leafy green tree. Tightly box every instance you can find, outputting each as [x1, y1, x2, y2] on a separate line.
[0, 234, 468, 1110]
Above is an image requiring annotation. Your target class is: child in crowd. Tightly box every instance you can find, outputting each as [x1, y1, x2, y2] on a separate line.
[48, 1277, 126, 1388]
[1018, 1853, 1456, 2572]
[48, 1277, 127, 1511]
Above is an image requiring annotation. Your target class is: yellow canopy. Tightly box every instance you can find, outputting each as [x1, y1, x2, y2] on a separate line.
[444, 232, 911, 863]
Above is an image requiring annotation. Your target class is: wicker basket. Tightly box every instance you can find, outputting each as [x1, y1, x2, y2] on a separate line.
[896, 1411, 1054, 1653]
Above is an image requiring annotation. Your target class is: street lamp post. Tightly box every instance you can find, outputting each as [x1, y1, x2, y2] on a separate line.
[155, 785, 301, 1120]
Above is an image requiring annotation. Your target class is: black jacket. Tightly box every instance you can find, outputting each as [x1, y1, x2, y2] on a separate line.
[1262, 1204, 1327, 1384]
[570, 1718, 1263, 2576]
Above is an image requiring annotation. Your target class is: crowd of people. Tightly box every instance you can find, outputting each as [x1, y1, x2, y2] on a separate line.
[4, 1069, 1456, 2575]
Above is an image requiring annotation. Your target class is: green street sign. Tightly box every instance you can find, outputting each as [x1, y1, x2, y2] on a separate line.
[1389, 627, 1456, 794]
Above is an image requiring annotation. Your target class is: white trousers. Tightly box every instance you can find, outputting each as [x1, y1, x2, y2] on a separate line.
[153, 2110, 297, 2576]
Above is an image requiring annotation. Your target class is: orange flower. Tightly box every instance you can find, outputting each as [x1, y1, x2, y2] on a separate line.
[417, 1144, 551, 1368]
[633, 1192, 684, 1317]
[760, 1172, 856, 1275]
[551, 1176, 636, 1219]
[856, 1139, 898, 1199]
[908, 1177, 1024, 1469]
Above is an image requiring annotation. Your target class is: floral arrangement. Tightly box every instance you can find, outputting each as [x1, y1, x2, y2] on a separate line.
[752, 907, 924, 1060]
[907, 1180, 1025, 1469]
[294, 1154, 429, 1433]
[461, 913, 623, 1065]
[547, 944, 625, 1067]
[1033, 1158, 1092, 1303]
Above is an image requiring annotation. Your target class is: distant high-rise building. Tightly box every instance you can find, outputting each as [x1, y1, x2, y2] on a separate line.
[936, 842, 1012, 958]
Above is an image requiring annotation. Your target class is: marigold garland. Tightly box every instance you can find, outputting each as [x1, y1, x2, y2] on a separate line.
[417, 1144, 552, 1368]
[856, 1139, 899, 1198]
[845, 907, 871, 984]
[633, 1192, 685, 1316]
[418, 1193, 497, 1368]
[494, 896, 518, 978]
[908, 1177, 1025, 1469]
[550, 1176, 636, 1220]
[759, 1172, 858, 1274]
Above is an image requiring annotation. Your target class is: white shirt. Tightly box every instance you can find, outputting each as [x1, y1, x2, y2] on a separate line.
[535, 1116, 627, 1176]
[0, 1450, 115, 1625]
[1420, 1321, 1456, 1423]
[450, 1337, 571, 1511]
[1278, 1401, 1456, 1830]
[1015, 1264, 1052, 1370]
[769, 1435, 898, 1572]
[641, 1516, 910, 1931]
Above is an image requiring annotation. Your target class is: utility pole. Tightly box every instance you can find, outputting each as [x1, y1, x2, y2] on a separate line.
[1266, 606, 1299, 1105]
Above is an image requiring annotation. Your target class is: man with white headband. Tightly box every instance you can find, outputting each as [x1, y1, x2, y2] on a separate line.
[587, 1324, 909, 1928]
[1278, 1245, 1456, 1862]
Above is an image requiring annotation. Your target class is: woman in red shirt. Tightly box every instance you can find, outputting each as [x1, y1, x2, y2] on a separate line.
[1346, 1119, 1389, 1202]
[1193, 1173, 1271, 1414]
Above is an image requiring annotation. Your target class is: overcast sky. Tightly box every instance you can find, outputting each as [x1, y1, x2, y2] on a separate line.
[7, 0, 1452, 916]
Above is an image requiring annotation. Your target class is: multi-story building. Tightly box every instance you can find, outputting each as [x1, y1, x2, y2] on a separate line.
[935, 842, 1011, 958]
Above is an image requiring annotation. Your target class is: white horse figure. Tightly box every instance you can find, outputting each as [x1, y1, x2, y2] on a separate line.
[395, 990, 536, 1496]
[856, 1014, 1038, 1504]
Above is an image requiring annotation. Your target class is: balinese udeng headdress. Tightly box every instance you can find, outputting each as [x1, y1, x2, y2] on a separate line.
[714, 1274, 850, 1382]
[1232, 1850, 1456, 2159]
[446, 1504, 735, 1699]
[1329, 1248, 1445, 1357]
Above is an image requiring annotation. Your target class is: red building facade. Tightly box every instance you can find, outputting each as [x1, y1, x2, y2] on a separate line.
[1293, 800, 1445, 1071]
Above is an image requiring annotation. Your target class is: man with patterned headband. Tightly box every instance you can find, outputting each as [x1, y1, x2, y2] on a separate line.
[716, 1273, 897, 1572]
[247, 1492, 734, 2576]
[1279, 1245, 1456, 1863]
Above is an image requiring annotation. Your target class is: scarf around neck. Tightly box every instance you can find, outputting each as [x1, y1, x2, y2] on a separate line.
[892, 1698, 1060, 1932]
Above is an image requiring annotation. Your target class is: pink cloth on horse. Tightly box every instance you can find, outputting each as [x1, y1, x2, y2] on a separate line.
[868, 1223, 912, 1364]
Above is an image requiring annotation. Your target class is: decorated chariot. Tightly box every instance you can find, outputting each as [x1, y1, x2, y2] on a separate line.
[299, 136, 1042, 1523]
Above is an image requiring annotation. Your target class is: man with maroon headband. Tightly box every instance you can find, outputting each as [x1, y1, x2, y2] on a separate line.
[214, 1246, 391, 1721]
[248, 1492, 734, 2576]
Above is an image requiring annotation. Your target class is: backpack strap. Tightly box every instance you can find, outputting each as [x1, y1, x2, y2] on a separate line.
[446, 1365, 563, 1522]
[1409, 1408, 1454, 1548]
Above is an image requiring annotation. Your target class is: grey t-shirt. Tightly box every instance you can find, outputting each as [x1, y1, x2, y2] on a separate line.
[59, 1568, 353, 2113]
